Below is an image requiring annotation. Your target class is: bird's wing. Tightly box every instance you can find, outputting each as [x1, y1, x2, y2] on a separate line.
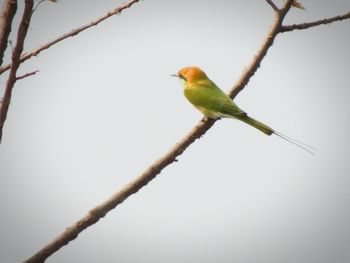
[184, 82, 246, 117]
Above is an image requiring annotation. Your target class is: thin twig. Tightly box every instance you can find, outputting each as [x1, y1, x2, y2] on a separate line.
[23, 1, 297, 262]
[0, 0, 141, 75]
[32, 0, 57, 15]
[16, 69, 38, 80]
[0, 0, 17, 66]
[281, 11, 350, 32]
[0, 0, 34, 142]
[266, 0, 279, 12]
[291, 0, 305, 10]
[32, 0, 47, 15]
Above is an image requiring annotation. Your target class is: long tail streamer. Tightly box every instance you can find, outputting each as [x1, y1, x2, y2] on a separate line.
[273, 130, 316, 155]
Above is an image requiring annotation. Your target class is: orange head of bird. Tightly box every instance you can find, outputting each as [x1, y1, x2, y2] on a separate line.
[172, 66, 208, 82]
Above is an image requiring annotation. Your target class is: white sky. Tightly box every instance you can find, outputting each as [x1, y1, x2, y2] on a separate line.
[1, 1, 350, 262]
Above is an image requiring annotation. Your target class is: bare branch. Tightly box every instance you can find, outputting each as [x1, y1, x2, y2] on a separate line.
[32, 0, 48, 14]
[23, 1, 297, 262]
[0, 0, 34, 142]
[291, 0, 305, 10]
[266, 0, 279, 12]
[32, 0, 57, 15]
[0, 0, 141, 75]
[0, 0, 17, 66]
[16, 69, 38, 80]
[229, 0, 295, 98]
[281, 11, 350, 32]
[23, 118, 216, 263]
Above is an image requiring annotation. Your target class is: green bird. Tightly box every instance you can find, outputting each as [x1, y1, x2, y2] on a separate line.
[172, 66, 314, 154]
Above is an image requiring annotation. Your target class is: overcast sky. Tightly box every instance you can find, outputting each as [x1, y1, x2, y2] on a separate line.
[1, 1, 350, 262]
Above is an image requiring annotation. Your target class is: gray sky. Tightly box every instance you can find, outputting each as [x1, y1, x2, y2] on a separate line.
[1, 1, 350, 262]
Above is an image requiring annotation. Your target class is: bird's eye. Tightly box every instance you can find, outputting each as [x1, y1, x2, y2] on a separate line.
[179, 74, 187, 81]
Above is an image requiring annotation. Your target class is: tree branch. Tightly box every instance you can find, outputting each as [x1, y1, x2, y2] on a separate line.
[15, 69, 38, 80]
[0, 0, 33, 142]
[281, 11, 350, 32]
[291, 0, 305, 10]
[24, 118, 216, 263]
[266, 0, 279, 12]
[23, 0, 297, 262]
[229, 0, 294, 98]
[0, 0, 17, 66]
[0, 0, 141, 75]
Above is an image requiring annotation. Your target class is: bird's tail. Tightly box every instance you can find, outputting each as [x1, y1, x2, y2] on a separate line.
[237, 114, 315, 155]
[236, 115, 273, 135]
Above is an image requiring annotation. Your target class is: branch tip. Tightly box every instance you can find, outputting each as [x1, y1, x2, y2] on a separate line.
[281, 11, 350, 32]
[266, 0, 279, 12]
[16, 70, 39, 80]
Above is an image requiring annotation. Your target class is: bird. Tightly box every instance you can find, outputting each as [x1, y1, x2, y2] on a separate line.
[172, 66, 314, 155]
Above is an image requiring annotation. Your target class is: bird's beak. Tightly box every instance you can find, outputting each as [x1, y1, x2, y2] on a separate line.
[170, 74, 179, 78]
